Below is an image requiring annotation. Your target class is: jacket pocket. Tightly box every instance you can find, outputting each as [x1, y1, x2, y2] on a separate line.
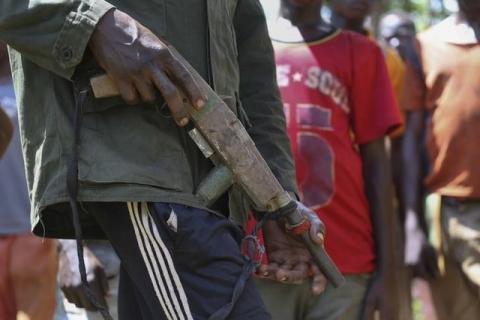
[82, 94, 126, 113]
[78, 105, 186, 191]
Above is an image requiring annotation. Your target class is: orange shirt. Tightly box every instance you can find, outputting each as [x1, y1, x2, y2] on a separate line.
[416, 14, 480, 198]
[368, 32, 406, 106]
[384, 47, 407, 137]
[369, 32, 407, 136]
[385, 46, 406, 108]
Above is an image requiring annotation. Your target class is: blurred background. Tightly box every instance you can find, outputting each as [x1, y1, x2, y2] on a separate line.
[260, 0, 459, 30]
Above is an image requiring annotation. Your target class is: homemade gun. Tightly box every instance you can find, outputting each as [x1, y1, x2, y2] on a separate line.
[89, 47, 345, 288]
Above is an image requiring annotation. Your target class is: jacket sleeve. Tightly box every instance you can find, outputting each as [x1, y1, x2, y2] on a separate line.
[233, 0, 298, 195]
[0, 0, 114, 79]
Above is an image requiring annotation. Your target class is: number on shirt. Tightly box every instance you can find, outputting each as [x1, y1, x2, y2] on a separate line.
[285, 103, 335, 210]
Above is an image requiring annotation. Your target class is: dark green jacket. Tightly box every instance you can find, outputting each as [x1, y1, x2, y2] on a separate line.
[0, 0, 297, 238]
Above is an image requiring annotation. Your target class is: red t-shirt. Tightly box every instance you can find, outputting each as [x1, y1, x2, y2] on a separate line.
[250, 30, 401, 274]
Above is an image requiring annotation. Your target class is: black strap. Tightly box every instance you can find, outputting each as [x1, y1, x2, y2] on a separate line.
[208, 259, 256, 320]
[67, 79, 112, 320]
[208, 201, 298, 320]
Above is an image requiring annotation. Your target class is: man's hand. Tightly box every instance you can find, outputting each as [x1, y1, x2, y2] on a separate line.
[258, 201, 327, 295]
[0, 107, 12, 158]
[58, 240, 109, 311]
[89, 9, 206, 126]
[361, 272, 398, 320]
[413, 243, 439, 280]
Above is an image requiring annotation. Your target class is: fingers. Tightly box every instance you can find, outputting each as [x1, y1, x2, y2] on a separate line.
[296, 201, 326, 247]
[151, 68, 189, 126]
[111, 67, 191, 127]
[114, 78, 140, 106]
[258, 262, 308, 284]
[257, 258, 327, 293]
[309, 226, 325, 247]
[167, 57, 206, 109]
[309, 265, 327, 295]
[275, 262, 309, 284]
[132, 74, 156, 103]
[257, 263, 279, 281]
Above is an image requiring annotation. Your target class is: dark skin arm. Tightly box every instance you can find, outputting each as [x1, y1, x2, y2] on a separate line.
[403, 111, 438, 278]
[360, 137, 401, 320]
[402, 111, 423, 215]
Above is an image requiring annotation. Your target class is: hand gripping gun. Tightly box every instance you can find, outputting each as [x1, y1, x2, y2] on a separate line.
[89, 47, 345, 288]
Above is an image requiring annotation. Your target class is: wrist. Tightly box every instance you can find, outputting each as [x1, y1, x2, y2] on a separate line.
[89, 8, 116, 49]
[375, 253, 397, 275]
[262, 220, 284, 236]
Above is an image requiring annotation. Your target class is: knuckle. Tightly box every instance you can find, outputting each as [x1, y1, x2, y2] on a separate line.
[156, 48, 174, 63]
[141, 90, 156, 103]
[170, 107, 186, 118]
[174, 66, 197, 89]
[176, 67, 191, 82]
[143, 95, 155, 103]
[163, 86, 179, 100]
[124, 63, 143, 76]
[169, 55, 182, 67]
[123, 93, 138, 105]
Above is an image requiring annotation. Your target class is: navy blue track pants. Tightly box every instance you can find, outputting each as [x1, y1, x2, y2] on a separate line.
[84, 202, 270, 320]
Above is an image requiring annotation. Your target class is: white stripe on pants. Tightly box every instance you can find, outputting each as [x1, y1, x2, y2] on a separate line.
[127, 202, 193, 320]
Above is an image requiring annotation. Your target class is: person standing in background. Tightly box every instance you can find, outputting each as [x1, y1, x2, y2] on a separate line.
[255, 0, 403, 319]
[0, 40, 57, 320]
[330, 0, 406, 115]
[406, 1, 480, 319]
[379, 11, 439, 320]
[330, 0, 408, 205]
[330, 3, 416, 318]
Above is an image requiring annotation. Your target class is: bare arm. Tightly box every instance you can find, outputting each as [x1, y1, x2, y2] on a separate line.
[360, 137, 402, 320]
[402, 111, 423, 216]
[403, 111, 438, 277]
[403, 110, 427, 262]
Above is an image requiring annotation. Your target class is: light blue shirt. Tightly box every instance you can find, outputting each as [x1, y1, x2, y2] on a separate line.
[0, 80, 30, 235]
